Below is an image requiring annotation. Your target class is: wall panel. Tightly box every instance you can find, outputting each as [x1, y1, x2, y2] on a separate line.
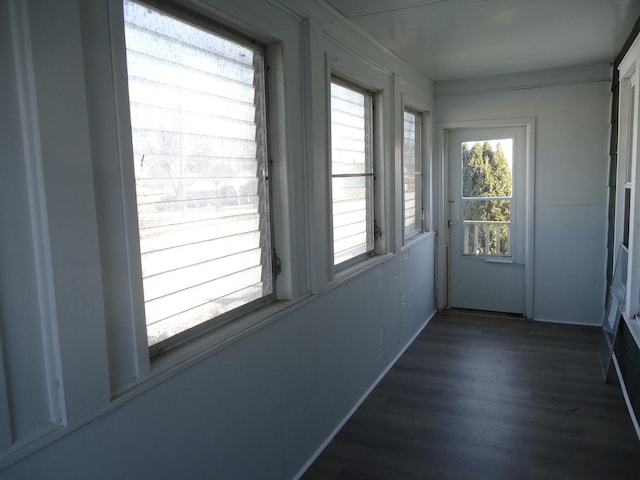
[437, 73, 610, 325]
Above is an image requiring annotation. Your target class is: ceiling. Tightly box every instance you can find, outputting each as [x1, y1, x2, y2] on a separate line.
[325, 0, 640, 81]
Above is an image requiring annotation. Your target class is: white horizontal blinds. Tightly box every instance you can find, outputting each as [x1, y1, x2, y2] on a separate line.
[123, 0, 273, 347]
[330, 81, 374, 265]
[403, 109, 421, 239]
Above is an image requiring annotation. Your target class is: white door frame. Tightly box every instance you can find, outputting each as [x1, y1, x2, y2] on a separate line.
[437, 117, 536, 318]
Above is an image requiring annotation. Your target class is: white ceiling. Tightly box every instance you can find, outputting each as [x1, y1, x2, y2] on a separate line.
[325, 0, 640, 81]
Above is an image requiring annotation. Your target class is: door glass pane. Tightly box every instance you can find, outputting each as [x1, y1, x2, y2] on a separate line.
[461, 139, 513, 256]
[463, 199, 511, 255]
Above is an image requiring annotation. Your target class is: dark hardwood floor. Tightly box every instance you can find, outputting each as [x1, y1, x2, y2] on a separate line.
[302, 310, 640, 479]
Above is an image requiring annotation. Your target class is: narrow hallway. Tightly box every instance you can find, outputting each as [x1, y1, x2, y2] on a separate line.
[303, 311, 640, 479]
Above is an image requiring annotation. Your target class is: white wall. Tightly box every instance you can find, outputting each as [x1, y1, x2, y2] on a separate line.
[436, 64, 611, 325]
[0, 245, 435, 480]
[0, 0, 436, 478]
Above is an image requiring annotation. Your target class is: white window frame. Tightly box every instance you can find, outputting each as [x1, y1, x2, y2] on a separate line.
[612, 33, 640, 442]
[121, 0, 278, 356]
[402, 106, 424, 241]
[329, 77, 377, 268]
[615, 70, 636, 253]
[398, 86, 433, 252]
[617, 39, 640, 322]
[326, 39, 391, 276]
[91, 0, 300, 391]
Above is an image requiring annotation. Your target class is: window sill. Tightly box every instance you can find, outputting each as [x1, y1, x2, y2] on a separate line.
[146, 294, 313, 381]
[329, 251, 395, 292]
[146, 236, 439, 384]
[401, 230, 436, 251]
[625, 315, 640, 349]
[330, 233, 436, 291]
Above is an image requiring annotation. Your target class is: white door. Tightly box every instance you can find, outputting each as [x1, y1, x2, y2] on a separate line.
[447, 126, 527, 314]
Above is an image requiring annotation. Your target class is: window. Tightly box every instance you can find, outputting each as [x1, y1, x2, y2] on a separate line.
[623, 80, 636, 247]
[330, 80, 375, 266]
[402, 108, 422, 240]
[123, 0, 274, 350]
[616, 70, 638, 252]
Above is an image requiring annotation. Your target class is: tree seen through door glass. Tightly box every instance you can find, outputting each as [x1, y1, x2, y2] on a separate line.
[461, 140, 512, 256]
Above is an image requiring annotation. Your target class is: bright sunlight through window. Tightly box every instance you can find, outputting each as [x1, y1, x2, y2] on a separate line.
[123, 0, 273, 348]
[330, 80, 374, 266]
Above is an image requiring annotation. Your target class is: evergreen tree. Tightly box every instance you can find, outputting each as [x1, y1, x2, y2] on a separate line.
[461, 141, 512, 254]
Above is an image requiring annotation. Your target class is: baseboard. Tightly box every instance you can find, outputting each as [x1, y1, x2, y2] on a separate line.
[533, 317, 601, 327]
[292, 309, 438, 480]
[612, 352, 640, 441]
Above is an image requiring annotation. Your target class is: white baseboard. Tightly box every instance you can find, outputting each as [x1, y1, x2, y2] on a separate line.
[533, 317, 600, 327]
[292, 309, 438, 480]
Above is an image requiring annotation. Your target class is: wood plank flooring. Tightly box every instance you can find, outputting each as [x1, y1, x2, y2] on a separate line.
[302, 310, 640, 479]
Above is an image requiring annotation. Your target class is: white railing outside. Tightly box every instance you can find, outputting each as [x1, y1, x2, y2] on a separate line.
[463, 220, 510, 256]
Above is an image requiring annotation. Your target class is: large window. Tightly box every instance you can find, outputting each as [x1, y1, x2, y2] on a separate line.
[402, 108, 422, 240]
[330, 80, 375, 266]
[123, 0, 274, 349]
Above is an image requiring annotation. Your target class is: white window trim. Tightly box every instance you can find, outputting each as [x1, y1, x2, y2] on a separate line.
[399, 88, 433, 251]
[618, 37, 640, 322]
[614, 69, 636, 252]
[402, 106, 424, 242]
[5, 0, 66, 436]
[0, 0, 113, 465]
[122, 0, 278, 355]
[613, 35, 640, 442]
[329, 76, 376, 267]
[98, 0, 301, 390]
[325, 36, 392, 279]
